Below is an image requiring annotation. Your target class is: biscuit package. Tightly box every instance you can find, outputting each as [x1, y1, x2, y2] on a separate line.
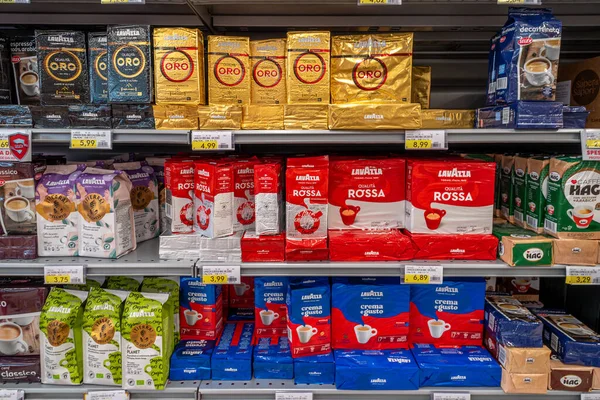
[412, 66, 431, 109]
[250, 39, 286, 104]
[208, 36, 251, 105]
[108, 25, 153, 104]
[287, 31, 330, 104]
[35, 31, 89, 105]
[88, 32, 108, 104]
[153, 28, 205, 105]
[331, 33, 413, 104]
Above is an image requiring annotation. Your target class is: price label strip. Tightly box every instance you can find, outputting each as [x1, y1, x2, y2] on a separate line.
[70, 129, 112, 150]
[405, 130, 447, 150]
[85, 391, 130, 400]
[275, 393, 313, 400]
[404, 265, 443, 284]
[582, 394, 600, 400]
[191, 130, 234, 151]
[358, 0, 401, 5]
[498, 0, 540, 4]
[0, 129, 32, 162]
[0, 0, 30, 3]
[565, 266, 600, 285]
[44, 265, 86, 285]
[581, 130, 600, 161]
[202, 265, 241, 285]
[101, 0, 144, 3]
[432, 393, 471, 400]
[0, 390, 24, 400]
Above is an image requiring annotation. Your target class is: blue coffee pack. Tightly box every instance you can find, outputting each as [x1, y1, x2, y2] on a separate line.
[227, 308, 254, 322]
[476, 101, 563, 129]
[88, 32, 108, 104]
[411, 344, 501, 387]
[169, 340, 215, 381]
[335, 349, 419, 390]
[253, 336, 293, 379]
[485, 294, 543, 348]
[563, 106, 589, 129]
[486, 33, 501, 106]
[495, 8, 562, 104]
[211, 322, 254, 380]
[535, 309, 600, 367]
[294, 352, 335, 385]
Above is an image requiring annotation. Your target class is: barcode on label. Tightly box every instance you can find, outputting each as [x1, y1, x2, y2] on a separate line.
[98, 140, 108, 148]
[229, 277, 239, 284]
[502, 107, 510, 125]
[514, 210, 523, 224]
[550, 333, 559, 352]
[498, 344, 507, 367]
[544, 219, 557, 234]
[526, 215, 538, 229]
[497, 77, 507, 90]
[432, 142, 442, 148]
[429, 276, 442, 284]
[218, 143, 229, 149]
[488, 82, 496, 94]
[488, 312, 496, 330]
[594, 278, 600, 284]
[165, 203, 173, 219]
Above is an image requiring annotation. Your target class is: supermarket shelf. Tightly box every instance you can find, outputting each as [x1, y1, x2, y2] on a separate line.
[0, 239, 195, 277]
[32, 129, 191, 145]
[197, 380, 595, 400]
[197, 260, 566, 278]
[0, 381, 198, 400]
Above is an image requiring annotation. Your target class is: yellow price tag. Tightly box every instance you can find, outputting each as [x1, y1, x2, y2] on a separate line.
[566, 275, 592, 285]
[192, 140, 218, 151]
[587, 139, 600, 149]
[406, 139, 432, 149]
[101, 0, 141, 3]
[202, 274, 228, 284]
[71, 139, 97, 149]
[358, 0, 390, 3]
[45, 275, 71, 284]
[405, 274, 430, 284]
[0, 140, 8, 148]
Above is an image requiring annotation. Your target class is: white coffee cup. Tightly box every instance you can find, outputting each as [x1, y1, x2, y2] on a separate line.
[184, 309, 200, 326]
[4, 196, 34, 223]
[0, 322, 27, 355]
[259, 309, 279, 326]
[297, 325, 318, 344]
[20, 71, 39, 97]
[567, 206, 595, 229]
[542, 39, 561, 61]
[428, 319, 451, 339]
[234, 283, 250, 296]
[354, 324, 378, 344]
[9, 315, 35, 326]
[524, 57, 555, 87]
[16, 180, 35, 199]
[558, 322, 594, 336]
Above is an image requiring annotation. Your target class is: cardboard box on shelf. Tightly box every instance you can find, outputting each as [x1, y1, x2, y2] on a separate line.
[553, 238, 599, 266]
[485, 331, 550, 374]
[501, 369, 548, 394]
[549, 356, 594, 392]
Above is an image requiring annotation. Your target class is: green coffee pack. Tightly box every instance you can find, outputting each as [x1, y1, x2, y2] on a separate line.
[40, 287, 88, 385]
[140, 276, 180, 346]
[65, 276, 104, 292]
[104, 276, 141, 292]
[122, 291, 172, 390]
[500, 155, 515, 223]
[525, 156, 550, 233]
[83, 287, 129, 386]
[512, 156, 529, 228]
[493, 223, 553, 266]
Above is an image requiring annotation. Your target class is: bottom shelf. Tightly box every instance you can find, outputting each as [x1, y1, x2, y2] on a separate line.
[1, 380, 596, 400]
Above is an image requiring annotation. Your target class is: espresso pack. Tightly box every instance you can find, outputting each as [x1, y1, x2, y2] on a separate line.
[111, 104, 154, 129]
[68, 105, 111, 128]
[0, 105, 32, 127]
[35, 31, 89, 105]
[0, 162, 36, 235]
[10, 35, 40, 105]
[0, 36, 12, 104]
[88, 32, 108, 104]
[107, 25, 152, 104]
[31, 106, 70, 128]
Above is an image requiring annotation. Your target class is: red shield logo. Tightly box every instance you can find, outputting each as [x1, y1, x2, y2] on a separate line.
[9, 132, 30, 161]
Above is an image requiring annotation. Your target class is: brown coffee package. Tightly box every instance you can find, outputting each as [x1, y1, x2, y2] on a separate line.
[558, 57, 600, 127]
[0, 356, 41, 383]
[594, 367, 600, 389]
[153, 28, 205, 105]
[553, 239, 599, 266]
[501, 368, 548, 394]
[0, 235, 37, 260]
[0, 162, 36, 235]
[421, 109, 475, 129]
[284, 105, 328, 130]
[549, 357, 593, 392]
[328, 103, 422, 130]
[331, 33, 413, 104]
[412, 66, 431, 109]
[242, 105, 284, 130]
[498, 345, 551, 374]
[10, 36, 39, 105]
[287, 31, 330, 104]
[35, 31, 89, 105]
[250, 39, 286, 105]
[208, 36, 250, 106]
[0, 36, 12, 104]
[153, 105, 198, 130]
[198, 105, 242, 130]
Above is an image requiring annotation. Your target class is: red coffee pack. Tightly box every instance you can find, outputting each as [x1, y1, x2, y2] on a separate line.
[241, 231, 285, 262]
[329, 229, 415, 262]
[408, 232, 498, 260]
[254, 161, 283, 236]
[406, 159, 496, 234]
[233, 158, 260, 233]
[329, 157, 406, 230]
[286, 156, 329, 261]
[193, 160, 234, 238]
[165, 159, 194, 233]
[228, 277, 255, 309]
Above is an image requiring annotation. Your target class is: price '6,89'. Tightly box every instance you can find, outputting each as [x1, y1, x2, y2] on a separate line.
[405, 274, 430, 284]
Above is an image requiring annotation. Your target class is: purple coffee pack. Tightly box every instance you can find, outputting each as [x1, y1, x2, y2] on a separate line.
[496, 7, 562, 104]
[253, 336, 293, 379]
[294, 351, 334, 385]
[476, 101, 563, 129]
[211, 322, 254, 381]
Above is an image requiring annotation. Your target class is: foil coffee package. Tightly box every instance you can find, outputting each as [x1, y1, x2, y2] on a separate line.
[154, 28, 205, 105]
[250, 39, 286, 105]
[208, 36, 251, 106]
[108, 25, 152, 104]
[412, 66, 431, 109]
[287, 31, 330, 104]
[88, 33, 108, 104]
[35, 31, 89, 105]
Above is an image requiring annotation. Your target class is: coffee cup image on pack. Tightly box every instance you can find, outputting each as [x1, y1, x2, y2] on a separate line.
[424, 208, 446, 230]
[0, 322, 28, 355]
[340, 204, 360, 225]
[427, 319, 451, 339]
[567, 206, 595, 229]
[234, 283, 250, 296]
[354, 324, 378, 344]
[294, 206, 323, 235]
[296, 325, 318, 344]
[184, 309, 201, 326]
[259, 309, 279, 326]
[102, 351, 122, 381]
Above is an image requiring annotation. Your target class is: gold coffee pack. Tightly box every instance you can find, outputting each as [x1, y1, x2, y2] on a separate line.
[153, 105, 198, 130]
[88, 33, 108, 104]
[284, 104, 328, 130]
[421, 109, 475, 129]
[331, 33, 413, 104]
[287, 31, 330, 104]
[35, 31, 89, 105]
[108, 25, 152, 104]
[153, 28, 205, 105]
[250, 39, 286, 104]
[198, 105, 242, 130]
[328, 103, 422, 130]
[412, 66, 431, 109]
[208, 36, 250, 105]
[242, 105, 284, 130]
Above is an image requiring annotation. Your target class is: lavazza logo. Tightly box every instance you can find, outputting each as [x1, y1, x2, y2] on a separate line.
[264, 281, 283, 287]
[197, 169, 210, 177]
[451, 375, 466, 381]
[361, 290, 383, 297]
[436, 286, 458, 293]
[301, 293, 322, 300]
[180, 167, 194, 175]
[352, 167, 383, 176]
[370, 378, 386, 384]
[438, 168, 471, 178]
[364, 251, 380, 256]
[296, 174, 319, 181]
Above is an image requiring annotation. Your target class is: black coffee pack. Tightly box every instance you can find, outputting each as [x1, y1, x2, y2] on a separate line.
[107, 25, 152, 104]
[88, 32, 108, 104]
[0, 105, 32, 127]
[68, 104, 111, 128]
[10, 35, 39, 106]
[111, 104, 154, 129]
[35, 31, 89, 105]
[0, 36, 12, 105]
[31, 106, 70, 128]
